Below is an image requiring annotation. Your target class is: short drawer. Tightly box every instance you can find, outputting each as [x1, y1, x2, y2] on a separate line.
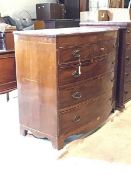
[58, 40, 116, 64]
[58, 53, 116, 85]
[124, 81, 131, 102]
[59, 72, 114, 109]
[59, 91, 113, 135]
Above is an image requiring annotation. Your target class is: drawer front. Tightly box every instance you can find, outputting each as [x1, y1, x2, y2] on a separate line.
[124, 81, 131, 102]
[58, 53, 116, 85]
[59, 91, 112, 135]
[126, 26, 131, 40]
[58, 40, 116, 64]
[0, 54, 16, 84]
[57, 31, 117, 47]
[59, 72, 114, 109]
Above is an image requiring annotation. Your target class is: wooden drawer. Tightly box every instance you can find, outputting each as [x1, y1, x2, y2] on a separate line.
[59, 72, 114, 109]
[124, 81, 131, 102]
[57, 31, 117, 47]
[58, 53, 115, 85]
[59, 91, 112, 135]
[58, 40, 116, 64]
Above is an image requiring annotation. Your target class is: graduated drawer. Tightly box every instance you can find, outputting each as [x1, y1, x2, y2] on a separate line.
[58, 40, 116, 64]
[59, 72, 114, 109]
[58, 53, 115, 85]
[59, 91, 112, 135]
[124, 81, 131, 102]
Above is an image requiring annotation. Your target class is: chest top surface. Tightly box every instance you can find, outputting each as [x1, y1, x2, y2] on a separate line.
[14, 27, 118, 37]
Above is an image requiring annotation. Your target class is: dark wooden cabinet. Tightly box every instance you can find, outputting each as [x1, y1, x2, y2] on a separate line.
[64, 0, 89, 19]
[36, 3, 65, 20]
[64, 0, 80, 19]
[0, 50, 16, 94]
[0, 30, 17, 95]
[14, 27, 118, 149]
[80, 21, 131, 110]
[43, 19, 79, 28]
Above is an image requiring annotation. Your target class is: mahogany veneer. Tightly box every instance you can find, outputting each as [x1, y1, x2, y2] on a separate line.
[14, 27, 118, 149]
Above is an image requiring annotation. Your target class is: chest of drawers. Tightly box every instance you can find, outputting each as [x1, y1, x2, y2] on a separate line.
[14, 27, 118, 149]
[80, 22, 131, 110]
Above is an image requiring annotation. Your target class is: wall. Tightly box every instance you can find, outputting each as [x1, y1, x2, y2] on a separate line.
[0, 0, 56, 19]
[89, 0, 109, 11]
[0, 0, 109, 19]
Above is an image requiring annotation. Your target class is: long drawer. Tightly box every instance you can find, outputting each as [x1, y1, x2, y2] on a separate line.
[58, 53, 115, 85]
[59, 91, 113, 135]
[59, 72, 114, 109]
[124, 81, 131, 102]
[58, 40, 116, 64]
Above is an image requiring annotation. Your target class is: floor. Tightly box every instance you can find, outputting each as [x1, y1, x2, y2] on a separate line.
[1, 90, 131, 175]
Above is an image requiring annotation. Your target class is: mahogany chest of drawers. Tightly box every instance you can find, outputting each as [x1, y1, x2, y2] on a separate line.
[14, 27, 118, 149]
[80, 22, 131, 110]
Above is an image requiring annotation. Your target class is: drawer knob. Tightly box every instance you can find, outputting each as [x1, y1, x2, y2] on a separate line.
[127, 30, 130, 33]
[100, 47, 105, 51]
[113, 43, 117, 48]
[72, 92, 81, 99]
[72, 49, 80, 59]
[111, 78, 114, 82]
[74, 54, 80, 58]
[125, 73, 129, 76]
[127, 43, 130, 46]
[73, 115, 81, 123]
[72, 70, 80, 78]
[73, 49, 80, 54]
[126, 56, 130, 60]
[125, 91, 128, 94]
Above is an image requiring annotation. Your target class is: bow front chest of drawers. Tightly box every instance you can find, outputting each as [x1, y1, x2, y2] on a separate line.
[14, 27, 118, 149]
